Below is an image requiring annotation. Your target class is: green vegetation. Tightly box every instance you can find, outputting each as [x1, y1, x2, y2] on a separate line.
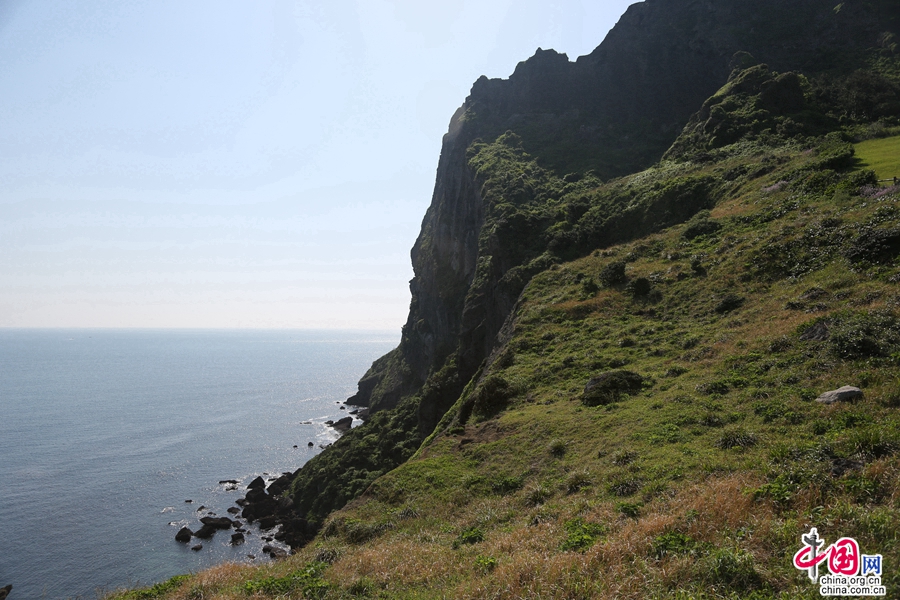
[855, 134, 900, 180]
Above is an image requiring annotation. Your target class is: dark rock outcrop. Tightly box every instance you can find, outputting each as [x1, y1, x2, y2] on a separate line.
[262, 544, 289, 558]
[175, 527, 193, 542]
[193, 524, 218, 539]
[199, 516, 234, 529]
[330, 417, 353, 433]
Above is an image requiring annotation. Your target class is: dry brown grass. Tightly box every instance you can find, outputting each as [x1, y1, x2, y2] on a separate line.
[310, 473, 775, 599]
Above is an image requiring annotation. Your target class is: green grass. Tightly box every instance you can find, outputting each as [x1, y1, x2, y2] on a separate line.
[854, 135, 900, 181]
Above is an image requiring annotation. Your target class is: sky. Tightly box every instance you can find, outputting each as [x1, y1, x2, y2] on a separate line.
[0, 0, 638, 329]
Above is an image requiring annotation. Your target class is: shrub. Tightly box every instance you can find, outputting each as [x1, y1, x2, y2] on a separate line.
[471, 375, 515, 419]
[582, 370, 645, 406]
[348, 577, 376, 597]
[565, 469, 593, 494]
[608, 478, 643, 497]
[702, 548, 763, 590]
[599, 261, 628, 286]
[491, 475, 524, 495]
[682, 210, 721, 240]
[828, 310, 900, 360]
[627, 277, 652, 298]
[652, 531, 698, 558]
[453, 526, 485, 548]
[616, 501, 642, 518]
[548, 438, 568, 457]
[843, 426, 900, 459]
[474, 555, 498, 573]
[561, 518, 606, 551]
[119, 575, 191, 599]
[751, 476, 794, 507]
[696, 380, 730, 395]
[524, 483, 553, 506]
[845, 227, 900, 264]
[714, 294, 745, 314]
[611, 449, 638, 466]
[716, 428, 758, 449]
[244, 563, 330, 598]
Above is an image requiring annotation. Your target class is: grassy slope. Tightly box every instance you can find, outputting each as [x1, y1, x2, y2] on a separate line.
[855, 134, 900, 181]
[109, 132, 900, 599]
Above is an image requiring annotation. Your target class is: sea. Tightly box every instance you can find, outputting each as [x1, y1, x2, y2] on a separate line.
[0, 329, 398, 600]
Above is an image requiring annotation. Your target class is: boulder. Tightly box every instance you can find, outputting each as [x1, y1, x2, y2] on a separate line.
[247, 476, 266, 490]
[175, 527, 193, 542]
[266, 472, 294, 496]
[0, 585, 12, 600]
[199, 516, 233, 529]
[231, 532, 245, 545]
[193, 524, 218, 539]
[218, 479, 239, 484]
[227, 507, 240, 514]
[241, 497, 278, 522]
[263, 544, 289, 558]
[245, 487, 268, 503]
[815, 385, 863, 404]
[191, 544, 203, 551]
[330, 416, 353, 433]
[308, 442, 314, 447]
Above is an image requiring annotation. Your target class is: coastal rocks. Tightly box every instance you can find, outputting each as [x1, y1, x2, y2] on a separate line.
[0, 585, 11, 600]
[815, 385, 863, 404]
[247, 476, 266, 490]
[199, 516, 234, 529]
[330, 416, 353, 433]
[191, 544, 203, 551]
[230, 532, 245, 545]
[266, 472, 294, 497]
[262, 544, 289, 559]
[175, 527, 193, 542]
[227, 507, 240, 514]
[193, 524, 218, 539]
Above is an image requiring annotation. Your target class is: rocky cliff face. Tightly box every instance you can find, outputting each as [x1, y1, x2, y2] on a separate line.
[347, 0, 897, 418]
[289, 0, 899, 526]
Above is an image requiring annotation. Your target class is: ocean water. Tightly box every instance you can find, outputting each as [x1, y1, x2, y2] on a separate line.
[0, 329, 397, 600]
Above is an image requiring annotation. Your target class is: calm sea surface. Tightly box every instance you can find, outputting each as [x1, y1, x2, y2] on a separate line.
[0, 329, 397, 599]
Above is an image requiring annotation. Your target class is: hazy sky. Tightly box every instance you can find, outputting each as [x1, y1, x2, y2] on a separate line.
[0, 0, 637, 329]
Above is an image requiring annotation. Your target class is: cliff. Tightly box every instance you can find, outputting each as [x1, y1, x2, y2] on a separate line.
[282, 0, 900, 528]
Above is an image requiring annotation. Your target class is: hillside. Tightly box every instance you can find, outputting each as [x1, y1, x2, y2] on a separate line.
[107, 0, 900, 598]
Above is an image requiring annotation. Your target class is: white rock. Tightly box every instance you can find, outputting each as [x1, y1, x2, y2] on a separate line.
[815, 386, 863, 404]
